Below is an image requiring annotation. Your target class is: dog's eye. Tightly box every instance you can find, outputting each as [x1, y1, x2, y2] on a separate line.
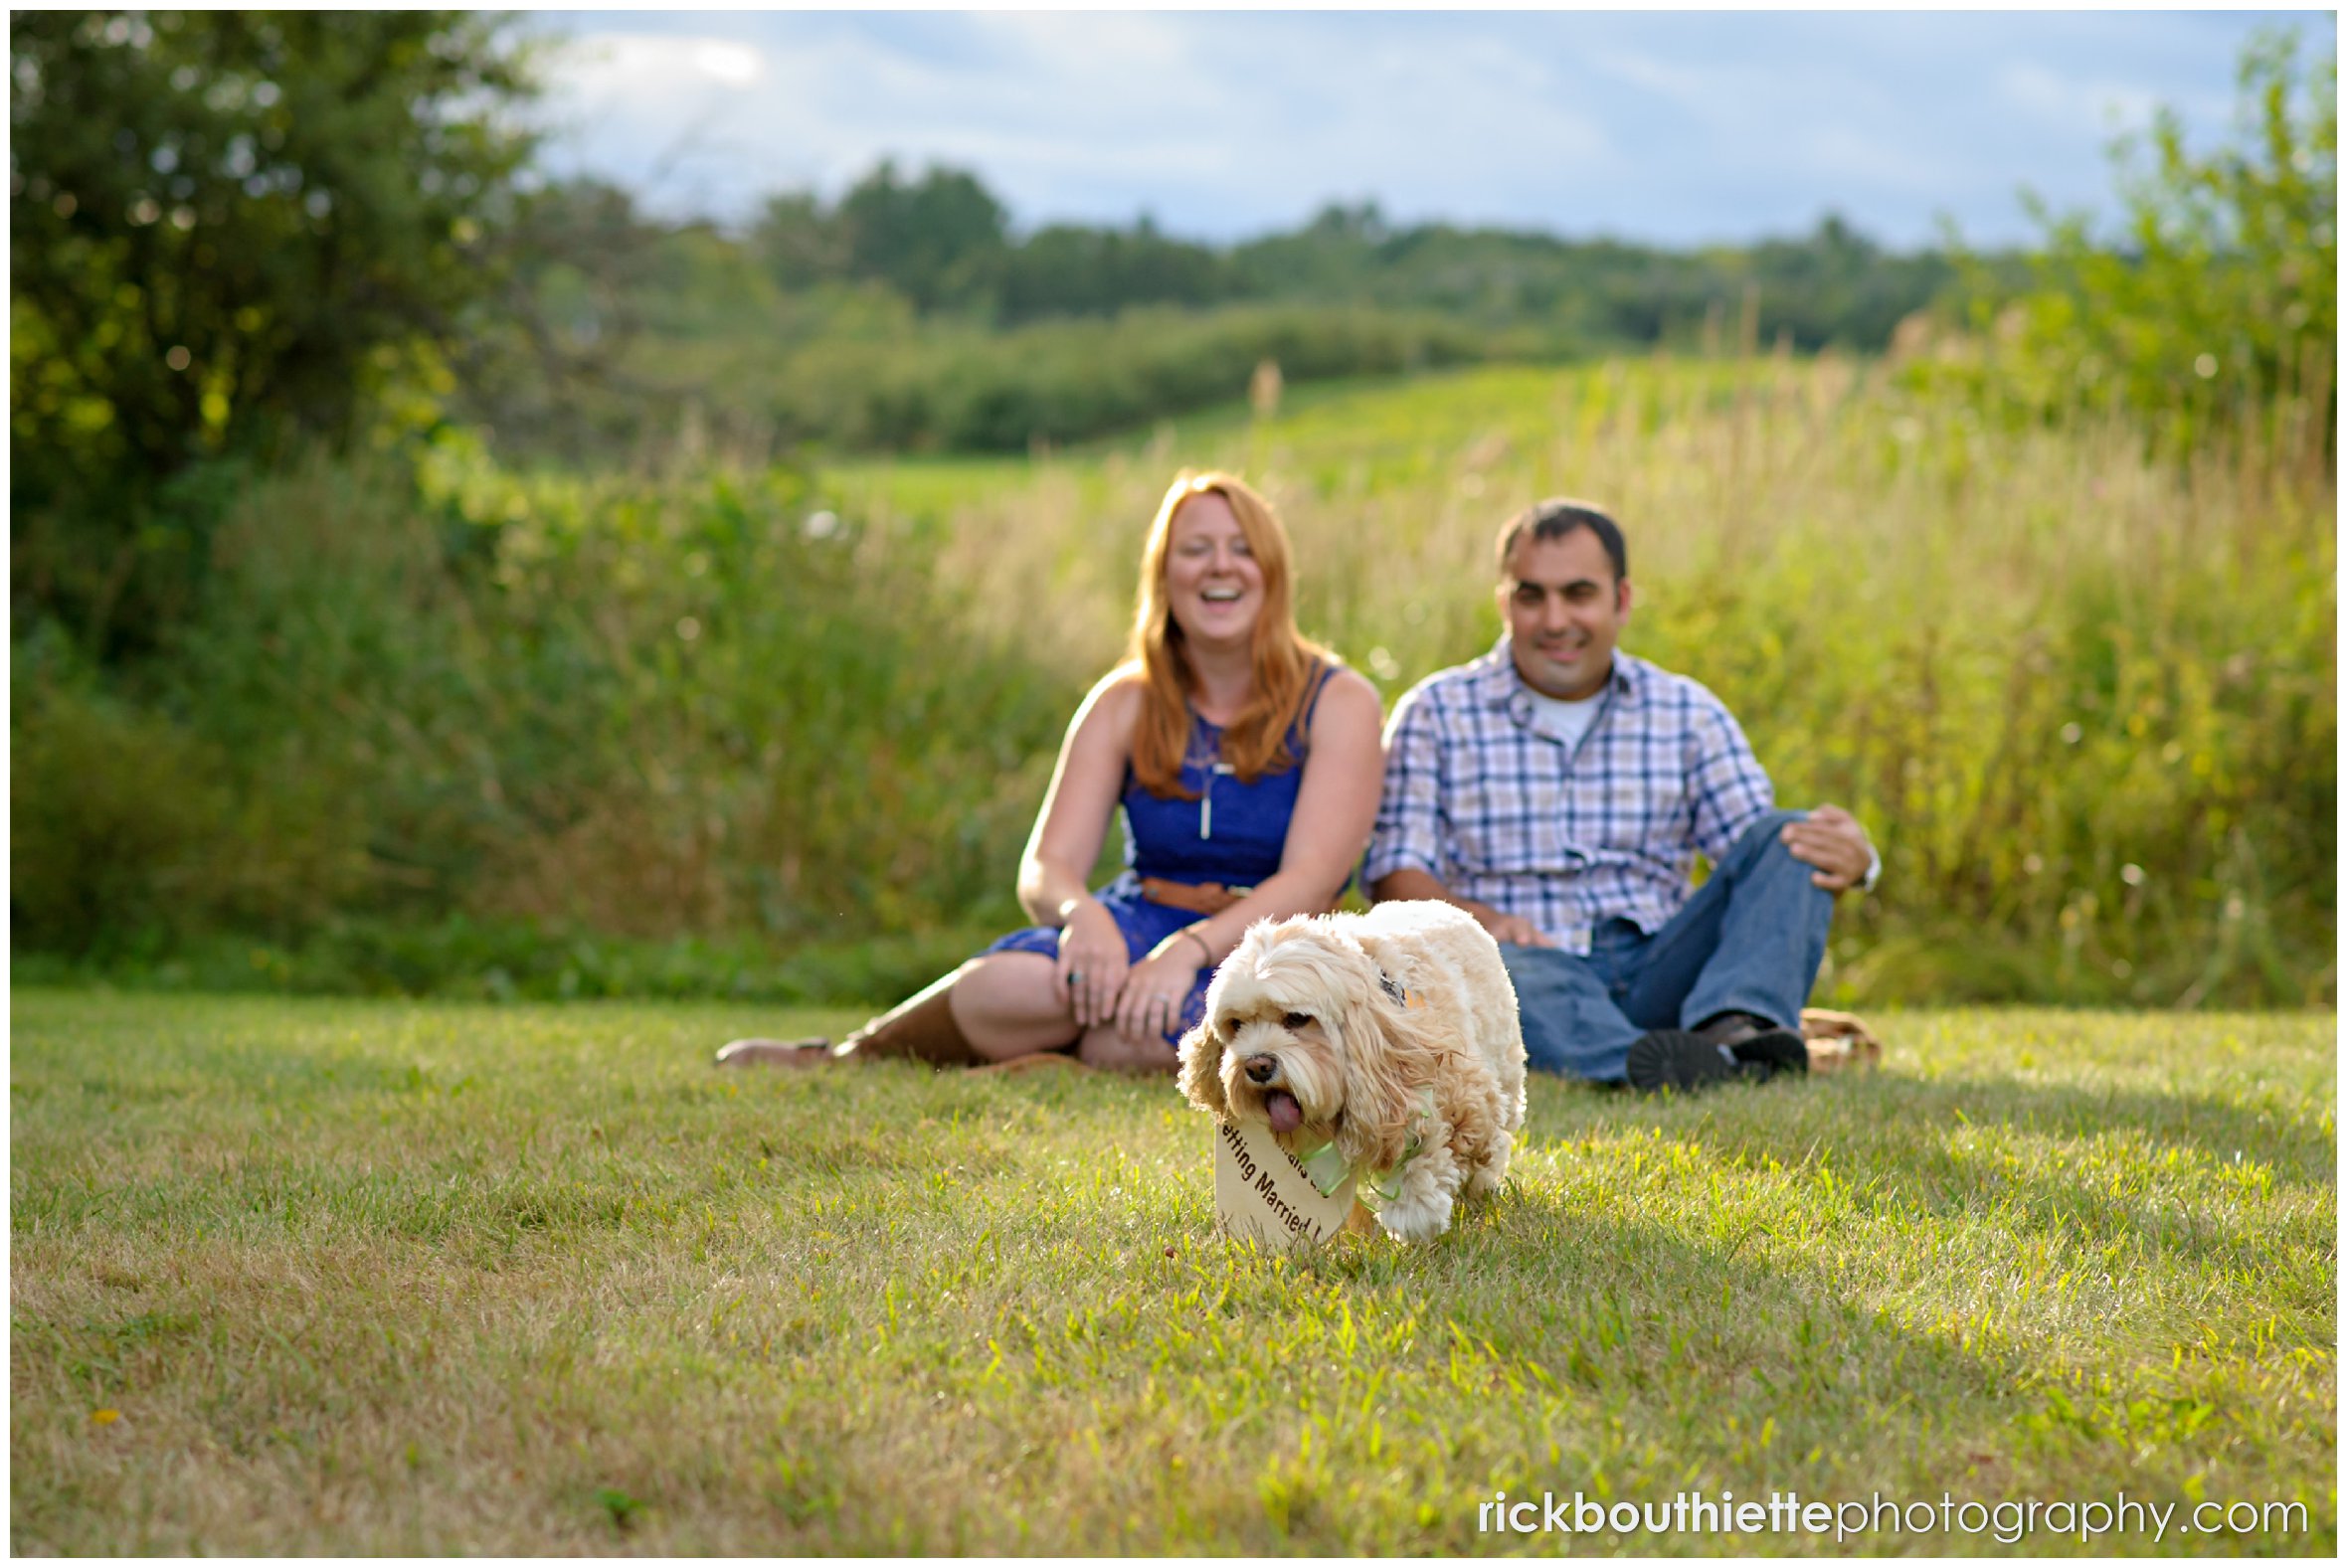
[1283, 1011, 1312, 1029]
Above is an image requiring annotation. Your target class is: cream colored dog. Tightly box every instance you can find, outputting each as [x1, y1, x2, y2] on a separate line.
[1176, 901, 1526, 1243]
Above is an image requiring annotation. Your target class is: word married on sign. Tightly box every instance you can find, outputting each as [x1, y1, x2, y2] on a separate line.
[1211, 1120, 1366, 1248]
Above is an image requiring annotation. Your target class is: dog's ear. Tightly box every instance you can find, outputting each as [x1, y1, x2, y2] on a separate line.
[1176, 1015, 1229, 1119]
[1332, 955, 1441, 1174]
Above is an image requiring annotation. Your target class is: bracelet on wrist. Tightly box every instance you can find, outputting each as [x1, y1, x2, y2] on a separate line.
[1178, 926, 1215, 966]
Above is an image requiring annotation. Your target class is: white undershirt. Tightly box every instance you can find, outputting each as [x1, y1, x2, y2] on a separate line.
[1523, 688, 1605, 753]
[1522, 690, 1604, 947]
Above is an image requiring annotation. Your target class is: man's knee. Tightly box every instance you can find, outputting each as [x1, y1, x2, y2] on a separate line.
[1723, 809, 1814, 876]
[1740, 808, 1808, 847]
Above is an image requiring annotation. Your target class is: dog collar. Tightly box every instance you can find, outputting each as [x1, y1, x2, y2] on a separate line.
[1295, 1087, 1438, 1204]
[1376, 969, 1427, 1011]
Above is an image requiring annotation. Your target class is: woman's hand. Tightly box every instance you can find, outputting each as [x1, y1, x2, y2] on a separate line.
[1112, 943, 1203, 1047]
[1055, 896, 1130, 1028]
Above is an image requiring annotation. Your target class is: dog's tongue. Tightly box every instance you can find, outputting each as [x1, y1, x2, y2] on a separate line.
[1265, 1090, 1304, 1135]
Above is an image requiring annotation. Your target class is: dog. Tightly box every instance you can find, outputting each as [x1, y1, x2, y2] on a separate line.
[1176, 900, 1526, 1243]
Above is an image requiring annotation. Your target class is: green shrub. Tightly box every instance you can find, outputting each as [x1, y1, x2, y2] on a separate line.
[1919, 30, 2334, 466]
[13, 439, 1071, 964]
[743, 304, 1496, 455]
[10, 621, 373, 952]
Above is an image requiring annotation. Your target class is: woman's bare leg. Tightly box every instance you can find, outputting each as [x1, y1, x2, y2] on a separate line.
[716, 953, 1077, 1068]
[948, 953, 1084, 1063]
[1075, 1023, 1181, 1074]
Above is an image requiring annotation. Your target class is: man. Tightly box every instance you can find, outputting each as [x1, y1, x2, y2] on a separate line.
[1363, 498, 1879, 1091]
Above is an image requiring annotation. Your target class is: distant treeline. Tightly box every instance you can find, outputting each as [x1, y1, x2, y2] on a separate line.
[455, 164, 1998, 462]
[751, 162, 1967, 346]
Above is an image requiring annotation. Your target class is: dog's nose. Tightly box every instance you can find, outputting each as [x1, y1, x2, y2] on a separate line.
[1243, 1055, 1278, 1084]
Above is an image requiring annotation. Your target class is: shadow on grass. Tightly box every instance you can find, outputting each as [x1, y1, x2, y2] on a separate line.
[1532, 1068, 2331, 1177]
[1516, 1069, 2335, 1335]
[1193, 1201, 2158, 1551]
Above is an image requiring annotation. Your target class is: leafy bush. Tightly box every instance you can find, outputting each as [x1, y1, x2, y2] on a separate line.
[742, 303, 1496, 455]
[9, 913, 998, 1005]
[10, 620, 373, 952]
[9, 12, 540, 658]
[10, 440, 1071, 961]
[1918, 30, 2335, 465]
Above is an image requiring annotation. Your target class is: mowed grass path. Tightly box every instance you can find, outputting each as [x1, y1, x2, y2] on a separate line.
[11, 991, 2333, 1554]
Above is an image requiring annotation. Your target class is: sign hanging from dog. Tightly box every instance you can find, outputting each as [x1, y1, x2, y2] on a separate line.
[1212, 1120, 1373, 1248]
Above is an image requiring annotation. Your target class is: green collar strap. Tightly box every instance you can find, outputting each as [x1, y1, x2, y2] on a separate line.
[1293, 1088, 1437, 1207]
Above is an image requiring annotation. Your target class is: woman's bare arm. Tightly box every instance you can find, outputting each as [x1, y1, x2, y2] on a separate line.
[1017, 670, 1138, 923]
[1018, 670, 1142, 1026]
[1162, 667, 1385, 964]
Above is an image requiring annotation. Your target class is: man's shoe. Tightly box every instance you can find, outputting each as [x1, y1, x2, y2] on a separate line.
[1626, 1027, 1807, 1093]
[1694, 1010, 1812, 1083]
[1626, 1029, 1738, 1092]
[1722, 1028, 1808, 1081]
[1693, 1009, 1773, 1047]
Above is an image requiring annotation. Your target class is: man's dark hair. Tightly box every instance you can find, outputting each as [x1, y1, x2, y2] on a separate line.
[1494, 498, 1628, 584]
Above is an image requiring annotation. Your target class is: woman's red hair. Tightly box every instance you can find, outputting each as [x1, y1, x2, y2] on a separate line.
[1127, 470, 1334, 799]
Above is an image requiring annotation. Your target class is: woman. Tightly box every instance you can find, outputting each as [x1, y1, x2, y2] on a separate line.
[716, 470, 1384, 1073]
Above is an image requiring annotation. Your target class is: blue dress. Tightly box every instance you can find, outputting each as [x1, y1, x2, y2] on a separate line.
[984, 668, 1332, 1048]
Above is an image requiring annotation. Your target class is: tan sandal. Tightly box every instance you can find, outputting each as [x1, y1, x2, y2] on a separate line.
[715, 971, 987, 1071]
[713, 1037, 837, 1069]
[1799, 1007, 1883, 1073]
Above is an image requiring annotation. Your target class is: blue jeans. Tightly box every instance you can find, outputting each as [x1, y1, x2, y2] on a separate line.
[1501, 810, 1834, 1083]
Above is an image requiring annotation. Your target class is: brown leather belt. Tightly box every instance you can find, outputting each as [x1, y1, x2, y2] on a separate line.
[1140, 876, 1250, 915]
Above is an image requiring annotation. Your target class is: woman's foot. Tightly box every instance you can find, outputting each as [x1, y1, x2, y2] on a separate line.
[713, 1037, 837, 1069]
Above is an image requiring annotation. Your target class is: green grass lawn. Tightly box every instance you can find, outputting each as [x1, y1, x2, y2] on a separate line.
[10, 990, 2334, 1554]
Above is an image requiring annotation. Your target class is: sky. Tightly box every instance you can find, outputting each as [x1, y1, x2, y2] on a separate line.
[523, 9, 2332, 250]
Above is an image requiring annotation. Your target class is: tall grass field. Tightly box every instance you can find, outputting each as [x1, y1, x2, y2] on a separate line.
[9, 991, 2332, 1553]
[14, 357, 2333, 1008]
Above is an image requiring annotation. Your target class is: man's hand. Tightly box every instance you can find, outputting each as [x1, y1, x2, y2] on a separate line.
[1781, 804, 1876, 893]
[1372, 868, 1554, 948]
[1475, 907, 1554, 948]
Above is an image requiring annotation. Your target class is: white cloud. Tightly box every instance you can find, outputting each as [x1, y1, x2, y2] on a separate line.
[1794, 125, 1952, 191]
[692, 42, 762, 89]
[1997, 61, 2163, 136]
[521, 11, 2324, 246]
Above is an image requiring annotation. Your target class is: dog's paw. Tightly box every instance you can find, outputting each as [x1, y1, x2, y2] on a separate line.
[1377, 1188, 1454, 1244]
[1465, 1134, 1513, 1197]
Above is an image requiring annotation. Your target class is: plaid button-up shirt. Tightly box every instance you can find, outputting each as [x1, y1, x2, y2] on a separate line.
[1364, 639, 1775, 952]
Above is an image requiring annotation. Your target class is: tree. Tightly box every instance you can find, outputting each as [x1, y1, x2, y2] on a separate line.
[832, 160, 1007, 313]
[993, 223, 1234, 324]
[752, 190, 847, 290]
[1953, 28, 2336, 459]
[10, 10, 540, 653]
